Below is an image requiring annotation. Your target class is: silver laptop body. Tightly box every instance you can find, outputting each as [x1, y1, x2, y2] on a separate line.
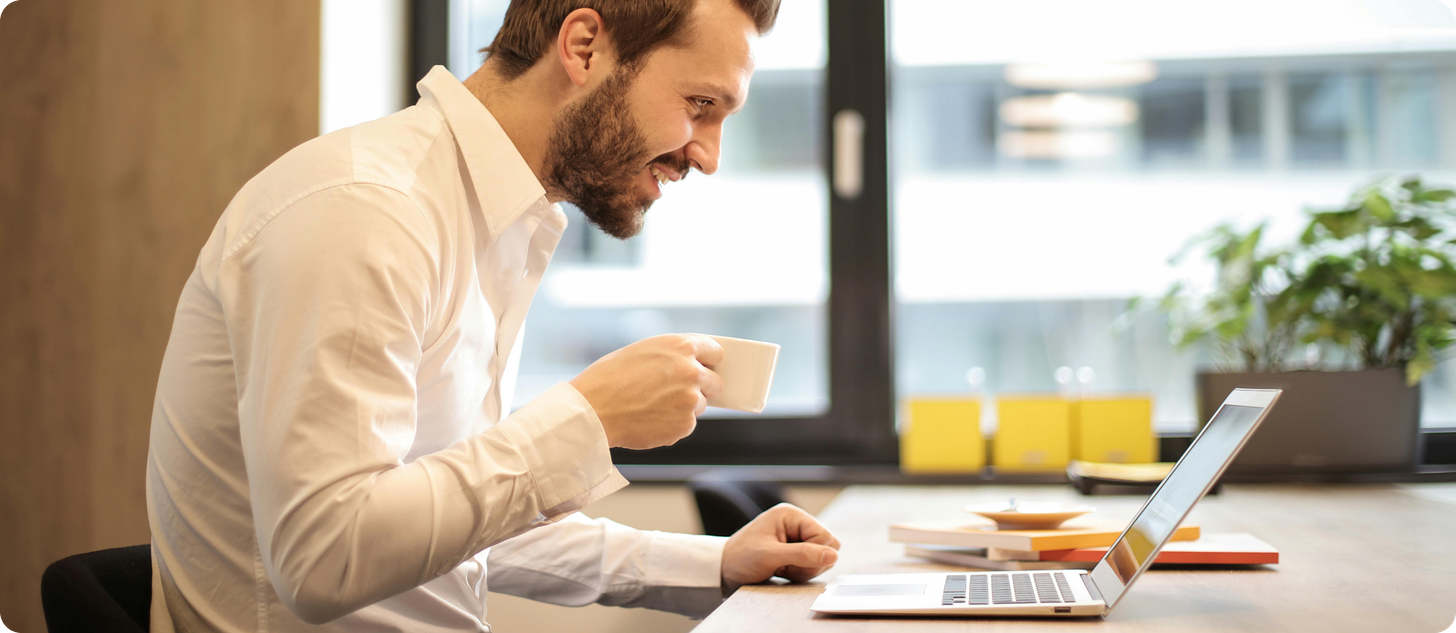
[810, 388, 1282, 617]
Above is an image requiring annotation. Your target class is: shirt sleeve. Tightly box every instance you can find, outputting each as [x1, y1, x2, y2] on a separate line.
[486, 513, 728, 618]
[214, 183, 627, 625]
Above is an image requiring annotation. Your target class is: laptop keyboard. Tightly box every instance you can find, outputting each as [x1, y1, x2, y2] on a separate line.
[942, 572, 1077, 606]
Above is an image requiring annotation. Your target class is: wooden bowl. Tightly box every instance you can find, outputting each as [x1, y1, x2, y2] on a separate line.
[964, 502, 1095, 530]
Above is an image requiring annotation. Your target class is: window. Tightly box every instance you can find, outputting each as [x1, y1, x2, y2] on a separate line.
[422, 0, 896, 464]
[889, 0, 1456, 432]
[413, 0, 1456, 466]
[455, 3, 832, 418]
[321, 0, 409, 134]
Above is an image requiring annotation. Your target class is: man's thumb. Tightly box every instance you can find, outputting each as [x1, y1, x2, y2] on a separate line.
[778, 542, 838, 567]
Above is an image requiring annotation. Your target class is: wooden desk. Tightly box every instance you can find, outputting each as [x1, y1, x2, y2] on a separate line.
[696, 484, 1456, 632]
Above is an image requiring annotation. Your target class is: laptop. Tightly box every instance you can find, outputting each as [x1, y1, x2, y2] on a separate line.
[810, 388, 1281, 617]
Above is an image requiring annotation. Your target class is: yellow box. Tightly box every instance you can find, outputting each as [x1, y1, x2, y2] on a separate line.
[1073, 396, 1155, 464]
[900, 398, 984, 474]
[993, 397, 1072, 472]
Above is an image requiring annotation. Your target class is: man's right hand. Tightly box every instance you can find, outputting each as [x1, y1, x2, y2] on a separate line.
[569, 334, 724, 450]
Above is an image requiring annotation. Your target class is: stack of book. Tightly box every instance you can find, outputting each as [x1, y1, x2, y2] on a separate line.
[891, 519, 1278, 571]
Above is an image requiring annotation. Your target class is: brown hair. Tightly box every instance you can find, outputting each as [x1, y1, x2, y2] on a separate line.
[482, 0, 780, 80]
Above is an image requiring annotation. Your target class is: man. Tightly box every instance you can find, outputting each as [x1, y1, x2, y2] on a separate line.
[144, 0, 841, 630]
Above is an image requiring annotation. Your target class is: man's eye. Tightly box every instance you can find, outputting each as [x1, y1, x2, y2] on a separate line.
[693, 98, 713, 109]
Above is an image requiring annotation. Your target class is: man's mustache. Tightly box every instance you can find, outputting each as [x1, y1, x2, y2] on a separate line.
[648, 153, 691, 180]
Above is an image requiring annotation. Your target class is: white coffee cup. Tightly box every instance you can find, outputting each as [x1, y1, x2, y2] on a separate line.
[703, 335, 780, 414]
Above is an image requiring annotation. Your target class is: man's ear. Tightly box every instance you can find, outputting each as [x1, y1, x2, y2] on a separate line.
[556, 7, 612, 87]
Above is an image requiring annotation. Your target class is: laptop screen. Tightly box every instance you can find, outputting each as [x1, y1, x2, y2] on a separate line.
[1088, 391, 1276, 610]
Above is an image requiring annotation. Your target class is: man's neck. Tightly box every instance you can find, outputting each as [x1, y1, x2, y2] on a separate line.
[461, 62, 560, 191]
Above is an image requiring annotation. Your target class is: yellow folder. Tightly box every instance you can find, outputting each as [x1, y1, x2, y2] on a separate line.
[1073, 396, 1155, 464]
[994, 397, 1071, 472]
[901, 398, 984, 474]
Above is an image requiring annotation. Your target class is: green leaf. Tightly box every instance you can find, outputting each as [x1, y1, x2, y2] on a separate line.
[1407, 344, 1436, 385]
[1395, 217, 1443, 241]
[1299, 222, 1319, 245]
[1311, 210, 1366, 240]
[1413, 189, 1455, 204]
[1411, 268, 1456, 299]
[1364, 190, 1395, 222]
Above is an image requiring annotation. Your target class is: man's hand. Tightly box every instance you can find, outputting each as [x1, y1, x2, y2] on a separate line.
[569, 334, 724, 450]
[721, 503, 842, 595]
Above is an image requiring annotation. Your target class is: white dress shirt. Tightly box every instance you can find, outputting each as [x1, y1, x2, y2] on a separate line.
[145, 66, 726, 633]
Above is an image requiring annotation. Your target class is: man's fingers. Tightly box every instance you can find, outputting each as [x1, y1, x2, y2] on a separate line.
[699, 364, 724, 399]
[798, 522, 839, 548]
[687, 333, 724, 367]
[770, 504, 841, 549]
[812, 530, 841, 550]
[773, 542, 838, 571]
[769, 541, 838, 583]
[693, 391, 708, 417]
[779, 564, 831, 583]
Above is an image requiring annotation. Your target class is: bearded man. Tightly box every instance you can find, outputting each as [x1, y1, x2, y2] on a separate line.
[144, 0, 840, 630]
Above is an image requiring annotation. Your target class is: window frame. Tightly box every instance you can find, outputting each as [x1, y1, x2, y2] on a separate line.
[411, 0, 899, 465]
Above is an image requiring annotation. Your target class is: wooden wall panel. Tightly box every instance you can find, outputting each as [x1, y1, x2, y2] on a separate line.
[0, 3, 102, 631]
[0, 1, 319, 630]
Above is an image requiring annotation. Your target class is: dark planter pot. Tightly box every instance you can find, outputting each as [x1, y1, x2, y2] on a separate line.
[1196, 368, 1421, 474]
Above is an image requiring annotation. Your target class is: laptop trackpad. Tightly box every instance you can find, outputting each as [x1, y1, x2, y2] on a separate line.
[833, 584, 927, 597]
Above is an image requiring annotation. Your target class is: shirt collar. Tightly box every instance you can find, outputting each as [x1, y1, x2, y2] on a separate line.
[416, 65, 547, 236]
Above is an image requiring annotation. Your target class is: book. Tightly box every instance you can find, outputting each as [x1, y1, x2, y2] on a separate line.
[906, 533, 1279, 570]
[904, 544, 1097, 571]
[888, 518, 1200, 552]
[1066, 460, 1174, 484]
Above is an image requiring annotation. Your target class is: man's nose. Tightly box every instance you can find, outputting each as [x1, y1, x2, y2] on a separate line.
[686, 123, 722, 175]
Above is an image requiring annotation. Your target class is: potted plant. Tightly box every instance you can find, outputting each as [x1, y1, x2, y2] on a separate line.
[1160, 175, 1456, 474]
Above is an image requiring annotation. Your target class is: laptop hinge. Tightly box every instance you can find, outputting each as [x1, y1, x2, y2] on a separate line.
[1081, 573, 1105, 603]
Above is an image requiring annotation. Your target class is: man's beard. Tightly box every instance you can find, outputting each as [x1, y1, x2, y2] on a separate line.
[542, 69, 689, 240]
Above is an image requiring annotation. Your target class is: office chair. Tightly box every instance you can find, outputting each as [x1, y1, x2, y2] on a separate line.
[687, 471, 787, 537]
[41, 544, 151, 633]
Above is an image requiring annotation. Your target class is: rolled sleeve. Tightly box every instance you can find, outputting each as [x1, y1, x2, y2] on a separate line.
[639, 531, 728, 617]
[487, 514, 728, 619]
[493, 382, 629, 520]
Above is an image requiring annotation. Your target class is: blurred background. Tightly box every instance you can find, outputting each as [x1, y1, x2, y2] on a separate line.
[445, 0, 1456, 432]
[3, 0, 1455, 631]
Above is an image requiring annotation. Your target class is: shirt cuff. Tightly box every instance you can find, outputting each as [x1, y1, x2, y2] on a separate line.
[494, 382, 628, 521]
[641, 531, 728, 617]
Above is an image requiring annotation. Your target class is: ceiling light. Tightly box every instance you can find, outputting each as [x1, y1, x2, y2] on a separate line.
[998, 130, 1120, 160]
[1005, 61, 1158, 90]
[1000, 93, 1140, 128]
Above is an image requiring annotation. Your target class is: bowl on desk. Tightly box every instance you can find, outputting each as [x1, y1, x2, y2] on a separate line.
[965, 501, 1095, 530]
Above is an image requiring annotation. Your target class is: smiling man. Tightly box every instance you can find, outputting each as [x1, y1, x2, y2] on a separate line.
[144, 0, 841, 631]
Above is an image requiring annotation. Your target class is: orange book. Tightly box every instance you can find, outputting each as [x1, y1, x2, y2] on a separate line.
[991, 533, 1278, 564]
[906, 533, 1278, 570]
[889, 518, 1200, 552]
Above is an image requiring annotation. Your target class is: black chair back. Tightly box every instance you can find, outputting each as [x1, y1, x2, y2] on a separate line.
[41, 544, 151, 633]
[688, 472, 787, 537]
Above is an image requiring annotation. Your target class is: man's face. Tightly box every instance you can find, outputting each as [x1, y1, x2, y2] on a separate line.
[544, 0, 756, 239]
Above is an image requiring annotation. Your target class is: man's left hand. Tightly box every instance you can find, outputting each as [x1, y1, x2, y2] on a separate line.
[720, 503, 842, 595]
